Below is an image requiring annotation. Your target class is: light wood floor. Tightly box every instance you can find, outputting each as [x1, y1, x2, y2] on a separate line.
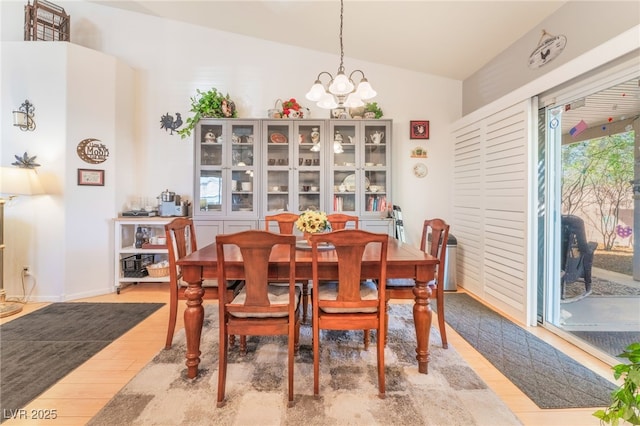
[0, 284, 615, 425]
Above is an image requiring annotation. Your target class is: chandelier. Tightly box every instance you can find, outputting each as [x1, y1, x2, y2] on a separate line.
[305, 0, 376, 109]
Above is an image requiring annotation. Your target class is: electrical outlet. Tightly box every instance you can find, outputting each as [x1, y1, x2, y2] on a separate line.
[22, 265, 30, 275]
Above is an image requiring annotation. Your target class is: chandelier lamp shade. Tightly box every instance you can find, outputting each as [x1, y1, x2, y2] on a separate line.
[305, 0, 377, 109]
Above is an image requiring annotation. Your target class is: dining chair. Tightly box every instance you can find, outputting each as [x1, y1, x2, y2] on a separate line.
[164, 218, 240, 349]
[264, 212, 311, 322]
[265, 212, 299, 234]
[326, 213, 359, 231]
[310, 229, 388, 398]
[215, 230, 301, 406]
[325, 213, 371, 344]
[386, 218, 450, 348]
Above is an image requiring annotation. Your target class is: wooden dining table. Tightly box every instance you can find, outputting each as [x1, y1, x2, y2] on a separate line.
[177, 235, 439, 379]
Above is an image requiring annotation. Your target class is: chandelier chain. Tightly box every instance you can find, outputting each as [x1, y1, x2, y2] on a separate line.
[338, 0, 345, 73]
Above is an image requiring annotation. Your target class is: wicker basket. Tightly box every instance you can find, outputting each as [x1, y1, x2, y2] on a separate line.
[147, 264, 170, 278]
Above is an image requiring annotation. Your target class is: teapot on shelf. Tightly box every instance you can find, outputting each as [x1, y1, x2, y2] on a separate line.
[370, 131, 385, 144]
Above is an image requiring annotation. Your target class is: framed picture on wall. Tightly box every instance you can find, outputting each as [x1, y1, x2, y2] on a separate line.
[410, 120, 429, 139]
[77, 168, 105, 186]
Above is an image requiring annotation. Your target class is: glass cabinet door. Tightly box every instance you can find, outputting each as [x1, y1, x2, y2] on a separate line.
[362, 122, 389, 216]
[194, 119, 259, 218]
[229, 122, 258, 215]
[296, 121, 324, 213]
[263, 121, 293, 214]
[329, 122, 361, 213]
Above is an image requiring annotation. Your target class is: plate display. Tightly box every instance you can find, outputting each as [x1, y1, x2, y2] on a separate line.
[342, 174, 370, 191]
[296, 240, 334, 251]
[270, 133, 287, 144]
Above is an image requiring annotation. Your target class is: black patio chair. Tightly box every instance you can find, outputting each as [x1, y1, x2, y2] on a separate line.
[561, 215, 597, 298]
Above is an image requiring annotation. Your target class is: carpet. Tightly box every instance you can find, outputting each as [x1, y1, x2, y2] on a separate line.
[88, 304, 521, 426]
[443, 293, 616, 409]
[0, 302, 164, 419]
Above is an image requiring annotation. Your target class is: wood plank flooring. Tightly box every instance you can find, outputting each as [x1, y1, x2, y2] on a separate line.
[0, 284, 615, 425]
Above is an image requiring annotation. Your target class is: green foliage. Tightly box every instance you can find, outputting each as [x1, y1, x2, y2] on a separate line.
[594, 342, 640, 425]
[364, 102, 383, 119]
[177, 88, 237, 139]
[561, 132, 634, 250]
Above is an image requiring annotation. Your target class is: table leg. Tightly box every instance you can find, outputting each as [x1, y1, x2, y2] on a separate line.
[413, 280, 432, 374]
[184, 280, 205, 379]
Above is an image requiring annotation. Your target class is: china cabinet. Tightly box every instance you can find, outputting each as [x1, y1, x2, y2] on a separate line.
[193, 118, 392, 242]
[113, 217, 172, 293]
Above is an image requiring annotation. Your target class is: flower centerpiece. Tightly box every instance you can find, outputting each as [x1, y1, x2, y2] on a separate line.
[296, 210, 331, 243]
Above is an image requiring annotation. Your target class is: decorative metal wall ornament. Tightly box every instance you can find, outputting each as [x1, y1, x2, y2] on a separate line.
[12, 100, 36, 131]
[76, 138, 109, 164]
[11, 152, 41, 169]
[160, 112, 183, 135]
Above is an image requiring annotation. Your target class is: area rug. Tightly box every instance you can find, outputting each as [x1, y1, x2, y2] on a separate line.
[443, 293, 616, 409]
[88, 304, 521, 426]
[0, 302, 164, 419]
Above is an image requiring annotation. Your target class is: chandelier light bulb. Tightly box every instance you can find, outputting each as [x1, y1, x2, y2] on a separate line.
[329, 72, 354, 95]
[343, 92, 364, 108]
[317, 92, 338, 109]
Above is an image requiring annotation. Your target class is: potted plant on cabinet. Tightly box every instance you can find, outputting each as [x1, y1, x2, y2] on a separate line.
[177, 88, 237, 139]
[593, 342, 640, 425]
[364, 102, 383, 119]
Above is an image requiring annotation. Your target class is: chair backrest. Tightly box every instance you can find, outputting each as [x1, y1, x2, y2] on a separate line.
[216, 230, 297, 316]
[165, 217, 198, 283]
[265, 213, 300, 234]
[326, 213, 359, 231]
[310, 229, 388, 312]
[418, 218, 450, 284]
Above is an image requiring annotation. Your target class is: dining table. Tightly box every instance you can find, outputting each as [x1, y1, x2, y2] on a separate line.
[177, 235, 439, 379]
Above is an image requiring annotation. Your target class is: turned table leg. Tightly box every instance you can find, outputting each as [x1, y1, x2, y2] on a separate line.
[184, 280, 205, 379]
[413, 279, 432, 374]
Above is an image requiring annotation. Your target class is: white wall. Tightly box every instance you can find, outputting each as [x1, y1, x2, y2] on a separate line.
[1, 1, 461, 300]
[1, 42, 134, 301]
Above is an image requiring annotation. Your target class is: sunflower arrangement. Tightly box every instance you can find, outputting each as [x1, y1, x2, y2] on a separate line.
[296, 210, 331, 234]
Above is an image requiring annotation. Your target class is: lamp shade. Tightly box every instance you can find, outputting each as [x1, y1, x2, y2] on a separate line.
[0, 167, 44, 196]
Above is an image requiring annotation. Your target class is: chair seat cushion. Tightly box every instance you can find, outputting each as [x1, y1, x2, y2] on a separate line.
[386, 278, 436, 288]
[318, 280, 378, 313]
[229, 285, 301, 318]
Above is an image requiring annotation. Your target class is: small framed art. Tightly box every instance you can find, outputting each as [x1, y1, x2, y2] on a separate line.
[78, 168, 105, 186]
[410, 120, 429, 139]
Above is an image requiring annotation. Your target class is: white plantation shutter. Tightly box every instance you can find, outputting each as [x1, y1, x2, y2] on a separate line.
[452, 100, 532, 323]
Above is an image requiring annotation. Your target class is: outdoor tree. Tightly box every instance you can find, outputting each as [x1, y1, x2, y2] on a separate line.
[562, 132, 634, 250]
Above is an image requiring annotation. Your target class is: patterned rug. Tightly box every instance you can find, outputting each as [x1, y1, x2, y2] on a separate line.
[88, 304, 521, 426]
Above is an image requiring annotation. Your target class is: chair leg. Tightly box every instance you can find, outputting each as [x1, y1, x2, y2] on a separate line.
[217, 324, 229, 407]
[435, 294, 448, 349]
[377, 324, 386, 399]
[363, 330, 370, 350]
[240, 335, 247, 355]
[384, 297, 390, 346]
[302, 281, 310, 323]
[165, 287, 178, 349]
[313, 317, 320, 396]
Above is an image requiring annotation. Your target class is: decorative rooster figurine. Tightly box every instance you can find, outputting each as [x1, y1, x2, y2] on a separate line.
[160, 112, 183, 135]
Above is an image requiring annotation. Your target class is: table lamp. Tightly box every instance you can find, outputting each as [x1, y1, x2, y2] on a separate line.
[0, 166, 44, 317]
